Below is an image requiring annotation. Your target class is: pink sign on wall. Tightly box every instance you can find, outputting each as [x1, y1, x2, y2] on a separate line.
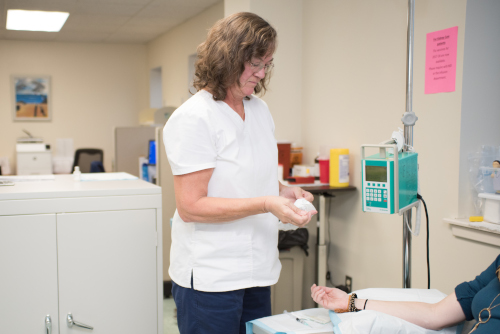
[425, 26, 458, 94]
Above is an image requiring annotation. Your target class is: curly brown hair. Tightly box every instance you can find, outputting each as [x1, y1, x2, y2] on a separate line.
[193, 12, 277, 101]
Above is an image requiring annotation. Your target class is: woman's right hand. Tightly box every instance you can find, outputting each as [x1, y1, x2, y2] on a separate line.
[311, 284, 349, 310]
[264, 196, 314, 227]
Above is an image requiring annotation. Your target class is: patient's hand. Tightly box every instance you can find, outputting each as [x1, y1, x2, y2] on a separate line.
[311, 284, 349, 310]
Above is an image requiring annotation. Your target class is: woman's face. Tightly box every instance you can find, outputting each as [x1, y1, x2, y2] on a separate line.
[233, 54, 274, 98]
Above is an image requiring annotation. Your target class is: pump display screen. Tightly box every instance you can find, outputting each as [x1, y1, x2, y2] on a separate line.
[365, 165, 387, 182]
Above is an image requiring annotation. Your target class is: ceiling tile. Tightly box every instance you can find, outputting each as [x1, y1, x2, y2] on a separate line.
[118, 24, 168, 35]
[138, 1, 186, 19]
[105, 31, 158, 44]
[54, 31, 108, 43]
[5, 0, 77, 12]
[75, 1, 143, 16]
[0, 0, 6, 33]
[125, 16, 178, 30]
[3, 29, 57, 41]
[138, 0, 218, 19]
[0, 0, 221, 44]
[62, 14, 129, 33]
[90, 0, 152, 4]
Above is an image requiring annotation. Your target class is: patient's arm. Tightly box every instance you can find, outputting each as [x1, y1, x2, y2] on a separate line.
[311, 285, 466, 330]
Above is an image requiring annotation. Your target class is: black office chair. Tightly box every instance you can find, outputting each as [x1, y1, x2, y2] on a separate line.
[72, 149, 104, 173]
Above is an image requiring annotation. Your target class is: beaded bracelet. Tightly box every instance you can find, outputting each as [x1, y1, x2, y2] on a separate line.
[333, 293, 362, 313]
[348, 293, 359, 312]
[333, 294, 352, 313]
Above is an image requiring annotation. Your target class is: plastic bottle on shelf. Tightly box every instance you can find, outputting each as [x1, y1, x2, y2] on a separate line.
[73, 166, 81, 181]
[290, 144, 303, 168]
[330, 148, 349, 187]
[314, 152, 320, 177]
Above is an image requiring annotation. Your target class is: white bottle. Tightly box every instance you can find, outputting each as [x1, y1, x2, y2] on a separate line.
[73, 166, 81, 181]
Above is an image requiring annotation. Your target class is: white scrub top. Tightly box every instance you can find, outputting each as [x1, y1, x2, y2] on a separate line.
[163, 90, 281, 292]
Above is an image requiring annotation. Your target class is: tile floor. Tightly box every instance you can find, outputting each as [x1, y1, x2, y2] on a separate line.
[164, 297, 180, 334]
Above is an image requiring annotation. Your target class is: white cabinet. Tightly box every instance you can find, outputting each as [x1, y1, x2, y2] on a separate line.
[0, 175, 163, 334]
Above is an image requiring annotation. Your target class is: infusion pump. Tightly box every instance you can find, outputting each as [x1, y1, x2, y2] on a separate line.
[361, 144, 418, 214]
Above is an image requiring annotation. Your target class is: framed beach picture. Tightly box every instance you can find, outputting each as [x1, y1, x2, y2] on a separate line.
[12, 75, 52, 121]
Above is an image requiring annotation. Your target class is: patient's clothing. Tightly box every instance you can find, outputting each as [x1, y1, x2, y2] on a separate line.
[455, 254, 500, 333]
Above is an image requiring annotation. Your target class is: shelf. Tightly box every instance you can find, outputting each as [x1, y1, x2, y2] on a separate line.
[300, 185, 357, 195]
[444, 218, 500, 247]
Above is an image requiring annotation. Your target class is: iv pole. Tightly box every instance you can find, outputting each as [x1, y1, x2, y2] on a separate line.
[402, 0, 418, 288]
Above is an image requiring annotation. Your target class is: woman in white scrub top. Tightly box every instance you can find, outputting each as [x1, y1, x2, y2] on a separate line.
[163, 12, 317, 334]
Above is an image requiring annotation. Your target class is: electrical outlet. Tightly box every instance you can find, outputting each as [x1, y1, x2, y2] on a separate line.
[345, 275, 352, 293]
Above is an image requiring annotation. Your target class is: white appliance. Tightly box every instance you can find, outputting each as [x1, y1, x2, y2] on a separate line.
[16, 142, 53, 175]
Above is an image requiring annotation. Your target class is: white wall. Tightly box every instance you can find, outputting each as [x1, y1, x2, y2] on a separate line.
[302, 0, 405, 291]
[0, 41, 148, 172]
[225, 0, 304, 144]
[249, 0, 303, 144]
[302, 0, 499, 294]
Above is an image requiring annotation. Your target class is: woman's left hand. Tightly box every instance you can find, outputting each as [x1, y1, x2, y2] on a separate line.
[279, 184, 314, 202]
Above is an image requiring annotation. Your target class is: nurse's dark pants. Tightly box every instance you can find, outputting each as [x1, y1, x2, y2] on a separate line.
[172, 276, 271, 334]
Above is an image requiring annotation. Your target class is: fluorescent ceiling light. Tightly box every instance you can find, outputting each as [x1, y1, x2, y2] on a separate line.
[6, 9, 69, 32]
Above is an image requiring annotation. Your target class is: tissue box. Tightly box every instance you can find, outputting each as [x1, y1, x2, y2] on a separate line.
[292, 164, 314, 177]
[479, 193, 500, 224]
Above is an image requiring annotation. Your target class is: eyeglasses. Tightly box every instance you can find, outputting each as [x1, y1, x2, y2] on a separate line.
[248, 61, 274, 74]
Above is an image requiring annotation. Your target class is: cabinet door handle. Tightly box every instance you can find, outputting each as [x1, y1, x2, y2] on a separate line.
[67, 313, 94, 330]
[45, 315, 52, 334]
